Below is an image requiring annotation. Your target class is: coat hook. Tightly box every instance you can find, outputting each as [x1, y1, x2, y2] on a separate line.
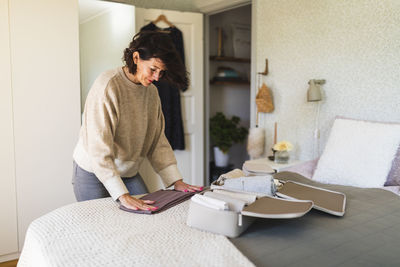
[258, 58, 268, 76]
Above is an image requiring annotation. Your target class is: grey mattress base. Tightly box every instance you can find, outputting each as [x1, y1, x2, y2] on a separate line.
[230, 172, 400, 267]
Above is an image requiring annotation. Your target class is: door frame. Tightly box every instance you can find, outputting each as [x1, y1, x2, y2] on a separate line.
[204, 3, 254, 185]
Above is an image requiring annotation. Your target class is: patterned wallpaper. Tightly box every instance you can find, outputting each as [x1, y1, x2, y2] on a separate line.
[253, 0, 400, 161]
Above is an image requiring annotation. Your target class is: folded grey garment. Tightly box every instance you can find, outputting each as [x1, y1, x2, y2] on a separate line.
[203, 191, 246, 212]
[222, 175, 276, 196]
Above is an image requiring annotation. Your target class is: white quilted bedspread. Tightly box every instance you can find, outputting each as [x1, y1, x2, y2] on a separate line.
[18, 198, 254, 267]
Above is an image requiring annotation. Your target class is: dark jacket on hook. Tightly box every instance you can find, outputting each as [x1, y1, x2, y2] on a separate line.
[140, 22, 186, 150]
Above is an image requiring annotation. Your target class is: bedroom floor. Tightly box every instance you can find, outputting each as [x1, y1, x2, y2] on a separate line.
[0, 260, 18, 267]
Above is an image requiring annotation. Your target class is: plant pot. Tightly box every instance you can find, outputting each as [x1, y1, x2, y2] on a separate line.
[274, 150, 290, 164]
[214, 147, 229, 167]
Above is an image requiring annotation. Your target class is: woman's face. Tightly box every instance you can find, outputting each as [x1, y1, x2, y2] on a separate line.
[133, 52, 166, 86]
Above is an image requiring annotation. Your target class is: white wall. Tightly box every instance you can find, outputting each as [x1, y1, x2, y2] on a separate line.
[253, 0, 400, 161]
[8, 0, 81, 248]
[80, 3, 136, 111]
[0, 0, 18, 258]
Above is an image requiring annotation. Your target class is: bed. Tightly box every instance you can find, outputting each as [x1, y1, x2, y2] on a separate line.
[18, 118, 400, 266]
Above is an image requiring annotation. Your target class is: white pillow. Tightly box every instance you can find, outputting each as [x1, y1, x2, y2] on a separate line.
[312, 118, 400, 188]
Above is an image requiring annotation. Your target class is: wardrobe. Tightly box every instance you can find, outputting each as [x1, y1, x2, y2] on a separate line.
[0, 0, 80, 262]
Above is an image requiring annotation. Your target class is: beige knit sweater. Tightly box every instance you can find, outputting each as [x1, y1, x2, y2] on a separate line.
[73, 67, 182, 200]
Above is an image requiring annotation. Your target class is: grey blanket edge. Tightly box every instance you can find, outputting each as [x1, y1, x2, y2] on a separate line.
[230, 171, 400, 267]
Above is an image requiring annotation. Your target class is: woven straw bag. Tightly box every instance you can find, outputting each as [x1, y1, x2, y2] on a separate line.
[256, 83, 274, 113]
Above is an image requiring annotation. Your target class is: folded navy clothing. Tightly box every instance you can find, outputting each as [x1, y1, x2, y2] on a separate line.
[119, 189, 196, 214]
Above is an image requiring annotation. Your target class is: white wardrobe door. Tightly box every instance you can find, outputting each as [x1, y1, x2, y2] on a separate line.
[9, 0, 81, 248]
[0, 0, 18, 256]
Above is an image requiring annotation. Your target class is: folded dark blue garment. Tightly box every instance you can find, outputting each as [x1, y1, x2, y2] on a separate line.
[119, 189, 196, 214]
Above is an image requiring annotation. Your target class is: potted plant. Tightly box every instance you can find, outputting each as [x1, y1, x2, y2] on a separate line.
[210, 112, 248, 167]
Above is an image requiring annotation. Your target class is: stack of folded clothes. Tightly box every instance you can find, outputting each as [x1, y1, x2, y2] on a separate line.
[189, 168, 279, 213]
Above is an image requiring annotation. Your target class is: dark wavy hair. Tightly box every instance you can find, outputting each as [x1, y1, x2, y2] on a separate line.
[123, 31, 188, 89]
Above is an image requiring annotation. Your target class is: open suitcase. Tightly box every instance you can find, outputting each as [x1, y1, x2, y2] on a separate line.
[187, 179, 346, 238]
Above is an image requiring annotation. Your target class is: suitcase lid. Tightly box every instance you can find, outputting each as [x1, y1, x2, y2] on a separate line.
[276, 181, 346, 216]
[241, 195, 313, 219]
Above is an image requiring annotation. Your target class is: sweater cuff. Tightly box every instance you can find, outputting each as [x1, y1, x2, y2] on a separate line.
[103, 176, 129, 201]
[158, 164, 183, 188]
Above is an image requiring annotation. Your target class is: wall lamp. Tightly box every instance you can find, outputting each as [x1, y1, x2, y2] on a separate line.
[307, 79, 326, 102]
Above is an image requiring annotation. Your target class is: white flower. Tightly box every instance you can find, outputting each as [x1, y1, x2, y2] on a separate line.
[273, 141, 293, 151]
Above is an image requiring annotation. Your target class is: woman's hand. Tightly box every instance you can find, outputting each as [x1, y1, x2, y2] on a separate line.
[118, 194, 157, 211]
[174, 180, 203, 192]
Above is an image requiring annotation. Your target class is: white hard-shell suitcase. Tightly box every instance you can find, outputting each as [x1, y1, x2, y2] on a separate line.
[186, 180, 346, 238]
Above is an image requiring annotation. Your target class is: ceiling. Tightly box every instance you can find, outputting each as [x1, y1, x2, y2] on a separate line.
[79, 0, 250, 23]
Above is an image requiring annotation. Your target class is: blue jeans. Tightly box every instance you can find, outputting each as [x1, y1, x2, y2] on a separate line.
[72, 161, 149, 202]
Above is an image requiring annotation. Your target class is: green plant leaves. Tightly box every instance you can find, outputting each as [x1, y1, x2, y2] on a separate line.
[210, 112, 248, 153]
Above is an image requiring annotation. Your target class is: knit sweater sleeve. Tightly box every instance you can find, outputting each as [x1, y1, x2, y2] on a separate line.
[147, 95, 183, 187]
[83, 80, 128, 200]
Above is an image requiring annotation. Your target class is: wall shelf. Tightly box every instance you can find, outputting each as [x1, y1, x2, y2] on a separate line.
[210, 80, 250, 85]
[210, 56, 250, 63]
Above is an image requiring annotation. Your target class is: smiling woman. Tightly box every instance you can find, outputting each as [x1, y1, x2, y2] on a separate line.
[123, 56, 165, 86]
[123, 31, 188, 89]
[72, 31, 202, 211]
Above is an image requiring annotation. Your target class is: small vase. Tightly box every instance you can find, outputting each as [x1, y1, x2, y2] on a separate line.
[274, 150, 290, 164]
[214, 147, 229, 167]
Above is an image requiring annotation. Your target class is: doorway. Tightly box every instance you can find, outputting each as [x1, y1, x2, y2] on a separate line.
[205, 4, 252, 184]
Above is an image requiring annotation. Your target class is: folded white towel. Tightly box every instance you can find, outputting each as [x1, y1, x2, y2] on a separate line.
[212, 190, 257, 204]
[203, 191, 246, 212]
[191, 194, 228, 210]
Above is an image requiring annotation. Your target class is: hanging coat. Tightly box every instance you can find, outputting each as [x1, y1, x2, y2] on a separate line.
[140, 22, 186, 150]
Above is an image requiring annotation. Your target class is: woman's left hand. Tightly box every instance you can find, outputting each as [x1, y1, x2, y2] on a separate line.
[174, 180, 203, 192]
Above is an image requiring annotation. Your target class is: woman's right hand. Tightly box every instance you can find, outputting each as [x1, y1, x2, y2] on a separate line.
[118, 193, 158, 211]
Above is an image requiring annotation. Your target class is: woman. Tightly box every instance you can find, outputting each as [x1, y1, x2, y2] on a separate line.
[72, 31, 202, 211]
